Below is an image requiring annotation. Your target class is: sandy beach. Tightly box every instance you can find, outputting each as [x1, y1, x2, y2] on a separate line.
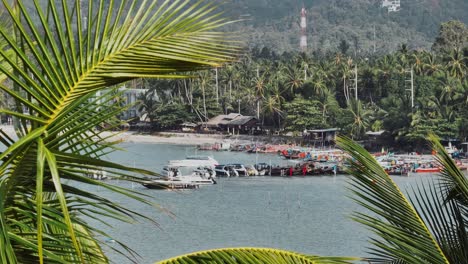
[0, 125, 252, 146]
[101, 131, 253, 145]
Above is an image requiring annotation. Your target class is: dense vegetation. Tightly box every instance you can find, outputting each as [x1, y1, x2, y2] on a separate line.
[139, 20, 468, 152]
[221, 0, 468, 53]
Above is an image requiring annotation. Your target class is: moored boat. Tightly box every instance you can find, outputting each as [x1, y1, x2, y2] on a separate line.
[142, 179, 199, 189]
[414, 167, 441, 173]
[168, 155, 218, 168]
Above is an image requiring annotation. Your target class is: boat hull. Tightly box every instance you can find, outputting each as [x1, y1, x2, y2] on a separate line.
[142, 180, 199, 190]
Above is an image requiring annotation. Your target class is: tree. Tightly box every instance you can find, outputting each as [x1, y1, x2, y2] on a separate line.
[432, 20, 468, 54]
[346, 99, 372, 140]
[0, 1, 238, 263]
[338, 39, 350, 55]
[284, 97, 325, 132]
[337, 135, 468, 263]
[138, 89, 158, 124]
[153, 102, 195, 130]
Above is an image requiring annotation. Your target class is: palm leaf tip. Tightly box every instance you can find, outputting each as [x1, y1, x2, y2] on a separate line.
[156, 247, 360, 264]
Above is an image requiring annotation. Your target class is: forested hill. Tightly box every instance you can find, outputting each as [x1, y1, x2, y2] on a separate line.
[220, 0, 468, 54]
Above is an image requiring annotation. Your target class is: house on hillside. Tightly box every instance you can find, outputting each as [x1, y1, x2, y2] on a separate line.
[382, 0, 400, 12]
[202, 113, 258, 134]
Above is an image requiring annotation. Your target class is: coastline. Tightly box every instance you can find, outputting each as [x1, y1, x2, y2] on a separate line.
[101, 131, 254, 145]
[0, 125, 253, 146]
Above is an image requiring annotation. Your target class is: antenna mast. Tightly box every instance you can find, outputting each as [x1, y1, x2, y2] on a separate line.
[300, 6, 307, 52]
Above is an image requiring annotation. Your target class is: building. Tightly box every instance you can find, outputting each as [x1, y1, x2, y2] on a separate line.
[382, 0, 400, 12]
[118, 86, 150, 121]
[303, 128, 339, 147]
[203, 113, 258, 134]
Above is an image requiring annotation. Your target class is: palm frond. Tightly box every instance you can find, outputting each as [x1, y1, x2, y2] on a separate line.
[156, 247, 360, 264]
[336, 136, 449, 263]
[0, 0, 239, 263]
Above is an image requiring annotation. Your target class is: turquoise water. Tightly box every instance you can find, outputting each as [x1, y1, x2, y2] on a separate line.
[85, 143, 429, 264]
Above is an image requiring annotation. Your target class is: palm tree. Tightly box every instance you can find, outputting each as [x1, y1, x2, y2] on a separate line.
[423, 52, 443, 76]
[347, 99, 371, 140]
[446, 49, 467, 79]
[138, 89, 158, 124]
[0, 1, 238, 263]
[337, 135, 468, 263]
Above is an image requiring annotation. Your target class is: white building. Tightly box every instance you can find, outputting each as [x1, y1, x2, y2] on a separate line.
[382, 0, 400, 12]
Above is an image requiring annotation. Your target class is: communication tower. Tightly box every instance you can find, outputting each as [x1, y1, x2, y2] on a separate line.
[300, 7, 307, 51]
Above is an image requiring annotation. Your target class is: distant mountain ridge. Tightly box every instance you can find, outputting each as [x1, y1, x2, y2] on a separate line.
[221, 0, 468, 54]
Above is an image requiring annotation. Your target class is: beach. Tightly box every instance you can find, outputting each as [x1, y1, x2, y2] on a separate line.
[0, 125, 253, 146]
[101, 131, 252, 145]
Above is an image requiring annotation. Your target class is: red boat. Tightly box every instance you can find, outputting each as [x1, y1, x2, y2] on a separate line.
[414, 167, 441, 173]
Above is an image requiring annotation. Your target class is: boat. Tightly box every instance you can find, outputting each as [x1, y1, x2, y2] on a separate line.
[168, 156, 218, 168]
[161, 165, 216, 185]
[142, 178, 199, 189]
[215, 165, 239, 177]
[384, 165, 410, 176]
[86, 169, 107, 180]
[197, 143, 215, 151]
[280, 149, 306, 159]
[414, 167, 441, 173]
[213, 142, 231, 151]
[226, 163, 249, 176]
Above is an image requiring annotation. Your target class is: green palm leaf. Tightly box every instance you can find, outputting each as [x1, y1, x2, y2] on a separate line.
[157, 247, 360, 264]
[0, 0, 239, 263]
[336, 136, 449, 263]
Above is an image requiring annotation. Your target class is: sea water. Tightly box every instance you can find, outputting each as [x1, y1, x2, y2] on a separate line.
[84, 143, 431, 264]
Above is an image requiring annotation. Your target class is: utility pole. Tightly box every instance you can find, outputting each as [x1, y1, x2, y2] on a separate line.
[348, 64, 358, 101]
[373, 24, 376, 54]
[405, 68, 414, 108]
[304, 64, 308, 81]
[256, 66, 260, 119]
[214, 68, 219, 105]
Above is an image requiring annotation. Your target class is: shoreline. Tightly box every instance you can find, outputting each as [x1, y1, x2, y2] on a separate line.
[0, 125, 254, 146]
[101, 131, 254, 145]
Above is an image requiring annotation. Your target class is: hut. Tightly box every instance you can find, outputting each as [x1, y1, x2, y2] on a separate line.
[202, 113, 258, 134]
[303, 128, 338, 147]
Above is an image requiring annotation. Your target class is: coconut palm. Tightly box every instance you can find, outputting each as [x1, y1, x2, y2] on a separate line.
[445, 49, 467, 79]
[337, 134, 468, 263]
[0, 1, 239, 263]
[346, 99, 372, 140]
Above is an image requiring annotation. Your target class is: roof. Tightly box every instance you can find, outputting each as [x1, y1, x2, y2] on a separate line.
[365, 130, 386, 136]
[205, 113, 241, 126]
[226, 116, 257, 126]
[307, 128, 338, 133]
[204, 113, 257, 127]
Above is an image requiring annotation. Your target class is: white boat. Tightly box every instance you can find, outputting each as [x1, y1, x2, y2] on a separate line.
[87, 169, 107, 180]
[141, 178, 199, 189]
[161, 165, 216, 185]
[168, 155, 218, 168]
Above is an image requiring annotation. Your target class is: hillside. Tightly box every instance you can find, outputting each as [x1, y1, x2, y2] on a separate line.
[221, 0, 468, 54]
